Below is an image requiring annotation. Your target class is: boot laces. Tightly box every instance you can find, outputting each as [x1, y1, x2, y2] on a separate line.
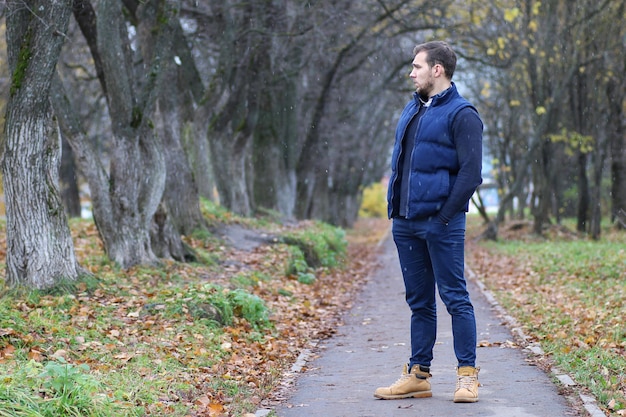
[390, 373, 412, 388]
[457, 375, 477, 391]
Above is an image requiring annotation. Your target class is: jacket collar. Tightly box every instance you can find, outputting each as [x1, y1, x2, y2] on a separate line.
[412, 82, 458, 107]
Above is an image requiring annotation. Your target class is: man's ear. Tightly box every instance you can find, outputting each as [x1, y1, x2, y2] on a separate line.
[433, 63, 444, 78]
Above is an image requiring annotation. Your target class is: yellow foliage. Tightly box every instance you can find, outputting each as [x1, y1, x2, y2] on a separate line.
[548, 129, 595, 155]
[359, 181, 387, 219]
[504, 7, 520, 23]
[480, 81, 491, 98]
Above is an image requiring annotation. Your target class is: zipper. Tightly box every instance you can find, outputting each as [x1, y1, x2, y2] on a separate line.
[403, 104, 429, 217]
[390, 107, 416, 214]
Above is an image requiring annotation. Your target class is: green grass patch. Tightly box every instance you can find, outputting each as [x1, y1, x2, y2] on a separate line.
[0, 207, 356, 416]
[281, 221, 346, 269]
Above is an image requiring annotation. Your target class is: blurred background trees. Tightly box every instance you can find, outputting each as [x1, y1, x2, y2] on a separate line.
[0, 0, 624, 287]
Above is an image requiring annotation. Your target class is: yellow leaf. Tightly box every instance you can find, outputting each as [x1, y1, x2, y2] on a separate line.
[28, 349, 44, 362]
[504, 7, 520, 22]
[208, 401, 225, 416]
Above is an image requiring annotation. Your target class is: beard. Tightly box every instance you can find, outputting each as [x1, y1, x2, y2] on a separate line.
[416, 77, 434, 97]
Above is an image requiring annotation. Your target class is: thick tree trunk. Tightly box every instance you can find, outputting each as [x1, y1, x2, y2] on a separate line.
[2, 0, 81, 289]
[150, 71, 204, 262]
[205, 2, 265, 217]
[91, 0, 164, 267]
[190, 107, 215, 201]
[210, 129, 253, 215]
[249, 3, 298, 218]
[168, 17, 216, 203]
[65, 0, 178, 268]
[157, 73, 206, 236]
[251, 84, 298, 218]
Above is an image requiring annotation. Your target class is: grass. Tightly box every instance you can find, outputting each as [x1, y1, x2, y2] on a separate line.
[0, 201, 382, 416]
[467, 215, 626, 415]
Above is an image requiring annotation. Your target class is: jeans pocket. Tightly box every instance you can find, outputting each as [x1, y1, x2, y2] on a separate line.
[425, 217, 448, 238]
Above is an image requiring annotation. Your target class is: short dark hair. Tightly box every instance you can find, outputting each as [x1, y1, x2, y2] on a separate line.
[413, 41, 457, 80]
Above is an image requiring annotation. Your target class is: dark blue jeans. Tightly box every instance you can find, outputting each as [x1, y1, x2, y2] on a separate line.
[392, 212, 476, 369]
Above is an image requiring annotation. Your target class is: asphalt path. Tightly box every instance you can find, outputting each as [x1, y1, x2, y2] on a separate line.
[268, 231, 590, 417]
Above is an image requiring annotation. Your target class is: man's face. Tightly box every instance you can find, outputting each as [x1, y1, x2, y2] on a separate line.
[409, 51, 435, 97]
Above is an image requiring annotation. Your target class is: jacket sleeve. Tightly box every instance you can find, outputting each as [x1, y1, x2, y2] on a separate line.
[437, 107, 483, 223]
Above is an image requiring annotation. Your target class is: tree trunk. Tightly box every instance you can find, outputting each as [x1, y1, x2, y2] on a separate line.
[576, 152, 590, 232]
[157, 107, 205, 236]
[50, 75, 112, 237]
[170, 21, 216, 203]
[67, 0, 179, 268]
[249, 3, 298, 218]
[251, 80, 299, 218]
[209, 129, 253, 215]
[189, 107, 215, 201]
[294, 68, 335, 220]
[60, 134, 82, 218]
[607, 76, 626, 229]
[150, 66, 205, 262]
[2, 0, 82, 289]
[532, 140, 552, 235]
[205, 2, 267, 217]
[590, 133, 609, 240]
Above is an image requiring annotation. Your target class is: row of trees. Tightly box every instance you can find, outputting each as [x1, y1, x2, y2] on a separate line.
[1, 0, 625, 288]
[463, 0, 626, 238]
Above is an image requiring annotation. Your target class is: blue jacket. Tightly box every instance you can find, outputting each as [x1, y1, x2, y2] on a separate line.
[387, 83, 483, 222]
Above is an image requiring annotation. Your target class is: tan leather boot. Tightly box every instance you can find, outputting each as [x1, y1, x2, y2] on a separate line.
[374, 364, 432, 399]
[453, 366, 479, 403]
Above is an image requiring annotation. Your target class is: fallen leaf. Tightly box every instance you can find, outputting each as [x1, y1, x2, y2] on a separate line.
[608, 398, 616, 410]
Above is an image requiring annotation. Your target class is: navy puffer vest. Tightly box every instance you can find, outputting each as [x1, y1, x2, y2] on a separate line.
[387, 84, 476, 219]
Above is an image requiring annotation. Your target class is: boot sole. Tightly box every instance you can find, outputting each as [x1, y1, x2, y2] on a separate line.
[374, 391, 432, 400]
[453, 397, 478, 403]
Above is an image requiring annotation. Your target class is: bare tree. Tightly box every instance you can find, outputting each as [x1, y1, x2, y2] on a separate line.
[62, 0, 185, 268]
[2, 0, 83, 288]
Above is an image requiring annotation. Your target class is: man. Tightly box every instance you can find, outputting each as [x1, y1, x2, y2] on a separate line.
[375, 41, 483, 403]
